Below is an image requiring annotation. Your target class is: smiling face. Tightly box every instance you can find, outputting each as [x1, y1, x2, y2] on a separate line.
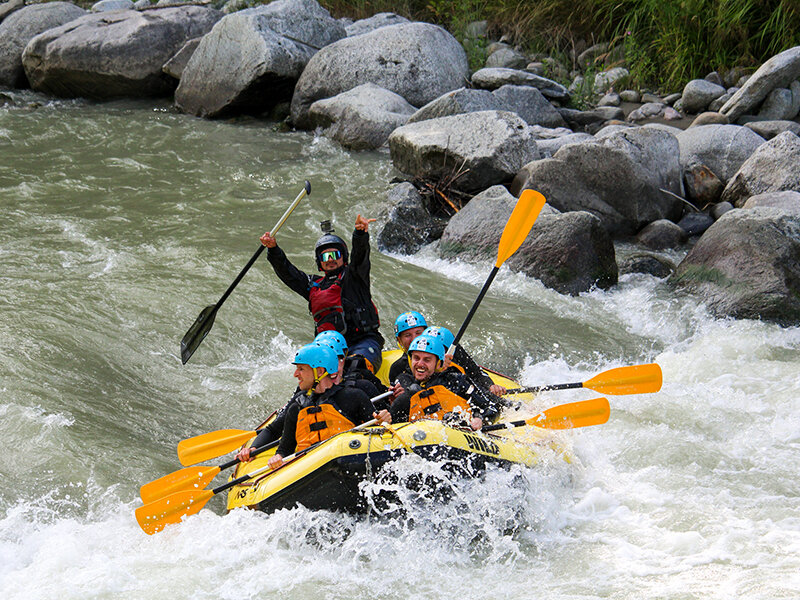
[318, 247, 345, 273]
[410, 350, 439, 381]
[397, 326, 426, 352]
[294, 363, 319, 391]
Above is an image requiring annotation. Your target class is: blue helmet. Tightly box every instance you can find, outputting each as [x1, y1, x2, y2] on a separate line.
[422, 326, 455, 350]
[292, 343, 339, 377]
[314, 331, 348, 358]
[394, 311, 427, 337]
[408, 334, 446, 363]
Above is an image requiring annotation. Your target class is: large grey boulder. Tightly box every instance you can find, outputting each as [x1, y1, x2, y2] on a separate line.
[636, 219, 687, 250]
[377, 182, 448, 254]
[721, 131, 800, 207]
[491, 84, 566, 128]
[742, 190, 800, 214]
[0, 2, 86, 88]
[407, 87, 499, 123]
[720, 46, 800, 121]
[307, 83, 415, 150]
[511, 127, 684, 237]
[22, 6, 220, 98]
[671, 207, 800, 326]
[388, 110, 539, 194]
[175, 0, 343, 117]
[161, 36, 199, 80]
[0, 0, 25, 24]
[744, 119, 800, 140]
[438, 186, 617, 295]
[290, 22, 468, 128]
[757, 86, 799, 120]
[471, 67, 569, 101]
[345, 12, 408, 37]
[676, 124, 765, 184]
[680, 78, 726, 114]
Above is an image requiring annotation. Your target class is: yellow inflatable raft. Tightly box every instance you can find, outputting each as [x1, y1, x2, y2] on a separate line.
[225, 350, 571, 514]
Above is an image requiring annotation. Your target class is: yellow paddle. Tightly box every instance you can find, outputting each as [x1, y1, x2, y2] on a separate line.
[140, 439, 280, 504]
[482, 397, 610, 432]
[175, 391, 392, 466]
[136, 419, 379, 535]
[448, 189, 546, 355]
[503, 363, 662, 396]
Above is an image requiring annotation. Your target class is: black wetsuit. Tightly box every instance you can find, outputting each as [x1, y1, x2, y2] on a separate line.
[276, 383, 375, 457]
[388, 368, 502, 424]
[267, 229, 383, 348]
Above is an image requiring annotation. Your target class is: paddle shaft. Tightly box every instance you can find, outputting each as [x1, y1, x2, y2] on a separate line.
[211, 181, 310, 311]
[505, 382, 583, 394]
[450, 266, 499, 353]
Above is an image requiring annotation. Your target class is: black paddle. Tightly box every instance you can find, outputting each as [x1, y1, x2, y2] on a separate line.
[180, 181, 311, 364]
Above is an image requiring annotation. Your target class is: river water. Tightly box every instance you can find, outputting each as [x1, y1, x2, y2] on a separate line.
[1, 91, 798, 599]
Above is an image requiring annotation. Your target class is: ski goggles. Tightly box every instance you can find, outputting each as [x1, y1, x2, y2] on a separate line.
[319, 249, 342, 262]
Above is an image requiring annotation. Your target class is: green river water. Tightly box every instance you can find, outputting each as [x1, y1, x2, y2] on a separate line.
[1, 90, 799, 599]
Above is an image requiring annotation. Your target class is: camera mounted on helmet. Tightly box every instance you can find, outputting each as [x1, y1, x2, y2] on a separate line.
[315, 220, 349, 270]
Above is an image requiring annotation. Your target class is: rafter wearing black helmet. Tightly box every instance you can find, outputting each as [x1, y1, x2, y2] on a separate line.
[260, 214, 385, 372]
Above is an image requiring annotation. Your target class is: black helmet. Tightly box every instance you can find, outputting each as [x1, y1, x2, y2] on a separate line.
[315, 220, 348, 269]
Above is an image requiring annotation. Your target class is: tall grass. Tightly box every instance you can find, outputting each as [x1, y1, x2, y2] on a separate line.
[319, 0, 800, 91]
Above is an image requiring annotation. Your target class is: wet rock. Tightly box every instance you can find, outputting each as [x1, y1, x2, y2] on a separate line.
[345, 12, 408, 37]
[377, 182, 448, 254]
[720, 46, 800, 121]
[677, 212, 714, 236]
[618, 252, 675, 278]
[388, 110, 538, 194]
[161, 36, 200, 79]
[291, 23, 468, 128]
[681, 78, 726, 113]
[743, 119, 800, 140]
[471, 67, 570, 101]
[684, 162, 724, 206]
[439, 186, 617, 294]
[176, 0, 341, 118]
[676, 124, 766, 184]
[742, 190, 800, 214]
[635, 219, 687, 250]
[307, 83, 415, 150]
[0, 2, 86, 88]
[23, 6, 219, 99]
[671, 207, 800, 326]
[512, 127, 683, 237]
[721, 131, 800, 207]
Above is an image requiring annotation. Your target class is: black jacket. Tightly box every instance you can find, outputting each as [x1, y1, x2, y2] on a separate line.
[267, 229, 383, 345]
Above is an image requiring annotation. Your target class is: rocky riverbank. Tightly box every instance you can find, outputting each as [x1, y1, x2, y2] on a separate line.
[1, 0, 799, 325]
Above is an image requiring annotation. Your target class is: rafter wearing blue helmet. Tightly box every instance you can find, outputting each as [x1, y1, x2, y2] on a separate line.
[388, 311, 429, 385]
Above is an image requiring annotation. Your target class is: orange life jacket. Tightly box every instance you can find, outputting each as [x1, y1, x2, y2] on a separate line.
[295, 402, 355, 451]
[408, 384, 472, 422]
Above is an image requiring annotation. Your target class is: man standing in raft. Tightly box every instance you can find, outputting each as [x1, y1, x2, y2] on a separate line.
[260, 214, 384, 371]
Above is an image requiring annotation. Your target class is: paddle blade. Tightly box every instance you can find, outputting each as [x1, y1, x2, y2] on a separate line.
[495, 189, 546, 267]
[135, 489, 214, 535]
[177, 429, 255, 466]
[181, 304, 218, 364]
[584, 363, 662, 395]
[140, 465, 222, 504]
[532, 397, 610, 429]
